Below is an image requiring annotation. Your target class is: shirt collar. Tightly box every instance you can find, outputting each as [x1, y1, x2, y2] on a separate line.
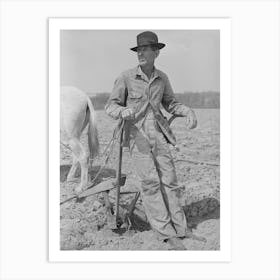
[135, 65, 162, 80]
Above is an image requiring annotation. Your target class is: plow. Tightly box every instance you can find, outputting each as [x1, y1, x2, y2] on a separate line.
[60, 118, 142, 230]
[60, 114, 208, 231]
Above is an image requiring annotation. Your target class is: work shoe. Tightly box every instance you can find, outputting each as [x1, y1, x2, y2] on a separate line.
[166, 237, 186, 250]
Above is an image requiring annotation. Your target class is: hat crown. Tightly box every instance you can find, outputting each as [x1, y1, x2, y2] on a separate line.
[137, 31, 159, 46]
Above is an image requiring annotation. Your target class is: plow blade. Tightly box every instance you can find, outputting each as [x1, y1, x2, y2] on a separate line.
[78, 176, 126, 199]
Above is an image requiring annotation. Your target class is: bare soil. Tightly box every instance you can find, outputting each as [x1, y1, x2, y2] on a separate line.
[60, 109, 220, 250]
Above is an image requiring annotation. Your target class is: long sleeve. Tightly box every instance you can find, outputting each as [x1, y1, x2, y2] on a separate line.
[105, 73, 127, 119]
[161, 76, 190, 116]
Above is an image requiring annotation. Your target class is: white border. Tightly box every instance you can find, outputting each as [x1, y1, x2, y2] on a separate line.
[49, 18, 231, 262]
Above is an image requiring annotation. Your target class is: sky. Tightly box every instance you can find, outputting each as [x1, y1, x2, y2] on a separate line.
[60, 30, 220, 93]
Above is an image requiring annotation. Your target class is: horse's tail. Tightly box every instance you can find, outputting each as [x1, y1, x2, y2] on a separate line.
[86, 96, 100, 161]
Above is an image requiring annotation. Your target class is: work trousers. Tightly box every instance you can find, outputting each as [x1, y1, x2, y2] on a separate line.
[129, 117, 187, 240]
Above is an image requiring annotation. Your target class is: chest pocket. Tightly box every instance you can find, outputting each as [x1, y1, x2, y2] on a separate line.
[127, 89, 144, 113]
[128, 89, 144, 99]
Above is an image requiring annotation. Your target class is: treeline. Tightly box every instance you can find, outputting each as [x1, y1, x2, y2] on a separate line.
[175, 91, 220, 109]
[89, 91, 220, 110]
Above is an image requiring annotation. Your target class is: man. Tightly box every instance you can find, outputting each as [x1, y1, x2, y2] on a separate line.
[105, 31, 198, 250]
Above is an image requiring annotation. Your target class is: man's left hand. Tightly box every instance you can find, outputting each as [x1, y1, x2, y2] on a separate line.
[185, 109, 197, 129]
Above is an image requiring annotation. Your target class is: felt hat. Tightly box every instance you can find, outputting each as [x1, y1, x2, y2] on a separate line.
[130, 31, 165, 52]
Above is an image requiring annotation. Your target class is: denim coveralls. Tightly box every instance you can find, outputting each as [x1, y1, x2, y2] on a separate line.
[105, 66, 190, 240]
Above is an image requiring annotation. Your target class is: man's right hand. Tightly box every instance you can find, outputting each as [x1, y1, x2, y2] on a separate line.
[120, 108, 135, 120]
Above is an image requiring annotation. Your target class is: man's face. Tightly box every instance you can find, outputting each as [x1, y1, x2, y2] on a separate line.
[137, 45, 159, 67]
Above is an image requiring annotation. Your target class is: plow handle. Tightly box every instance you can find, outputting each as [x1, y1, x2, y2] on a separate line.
[115, 120, 124, 227]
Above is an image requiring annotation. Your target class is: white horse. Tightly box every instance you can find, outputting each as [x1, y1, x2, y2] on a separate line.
[60, 86, 99, 193]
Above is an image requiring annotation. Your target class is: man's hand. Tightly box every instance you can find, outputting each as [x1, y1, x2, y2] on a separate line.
[120, 108, 135, 120]
[185, 109, 197, 129]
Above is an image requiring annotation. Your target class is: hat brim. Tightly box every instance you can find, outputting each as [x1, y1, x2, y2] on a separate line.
[130, 43, 165, 52]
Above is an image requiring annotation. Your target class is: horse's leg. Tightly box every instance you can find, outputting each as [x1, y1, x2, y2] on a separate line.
[66, 155, 79, 182]
[77, 143, 89, 193]
[68, 138, 89, 193]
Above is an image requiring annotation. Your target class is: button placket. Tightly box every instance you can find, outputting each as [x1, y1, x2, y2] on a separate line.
[147, 76, 159, 105]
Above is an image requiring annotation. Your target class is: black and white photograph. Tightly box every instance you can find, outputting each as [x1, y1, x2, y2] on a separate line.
[49, 18, 231, 261]
[1, 0, 279, 279]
